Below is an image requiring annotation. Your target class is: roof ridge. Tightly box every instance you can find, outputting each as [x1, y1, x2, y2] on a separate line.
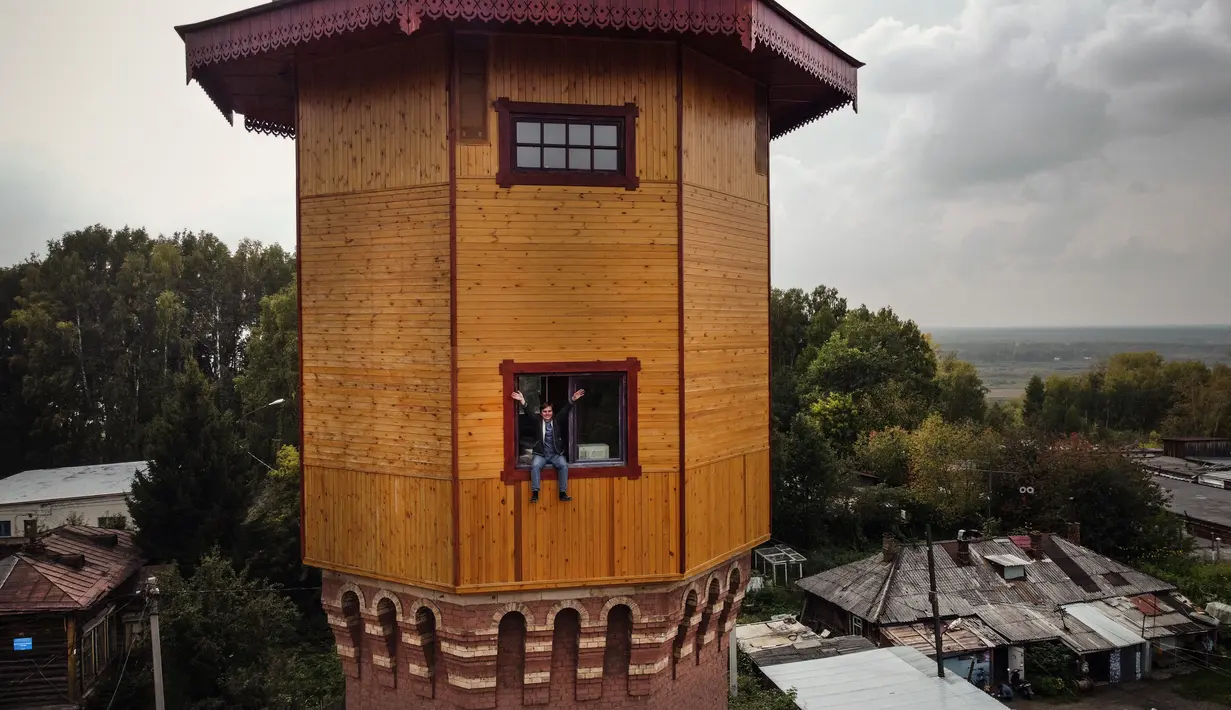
[869, 547, 902, 622]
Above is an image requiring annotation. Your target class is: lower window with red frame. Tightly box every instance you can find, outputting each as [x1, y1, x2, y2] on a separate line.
[500, 359, 641, 482]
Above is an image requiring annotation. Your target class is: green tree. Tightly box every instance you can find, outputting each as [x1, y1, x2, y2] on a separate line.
[1022, 375, 1045, 427]
[238, 445, 326, 626]
[1164, 364, 1231, 437]
[906, 414, 1001, 527]
[234, 279, 300, 460]
[158, 552, 342, 709]
[852, 427, 910, 487]
[935, 352, 988, 423]
[129, 361, 251, 568]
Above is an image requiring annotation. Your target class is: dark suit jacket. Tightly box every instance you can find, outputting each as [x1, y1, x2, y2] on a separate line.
[530, 400, 575, 457]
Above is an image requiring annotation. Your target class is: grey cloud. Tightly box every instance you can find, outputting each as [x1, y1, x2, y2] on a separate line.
[915, 71, 1110, 191]
[769, 0, 1231, 325]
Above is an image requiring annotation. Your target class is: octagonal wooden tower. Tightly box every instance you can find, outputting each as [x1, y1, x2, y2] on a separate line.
[176, 2, 859, 707]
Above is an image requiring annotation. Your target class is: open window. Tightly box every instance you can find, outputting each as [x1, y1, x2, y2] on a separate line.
[500, 359, 641, 482]
[493, 99, 639, 190]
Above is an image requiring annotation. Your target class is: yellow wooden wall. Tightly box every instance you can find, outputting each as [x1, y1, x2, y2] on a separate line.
[681, 49, 771, 573]
[298, 35, 448, 197]
[454, 35, 680, 589]
[295, 33, 771, 592]
[297, 33, 454, 588]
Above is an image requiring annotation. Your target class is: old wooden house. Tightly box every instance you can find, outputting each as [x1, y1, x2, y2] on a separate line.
[0, 526, 145, 709]
[174, 1, 860, 707]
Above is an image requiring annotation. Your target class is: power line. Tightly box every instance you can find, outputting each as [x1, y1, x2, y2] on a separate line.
[106, 598, 151, 710]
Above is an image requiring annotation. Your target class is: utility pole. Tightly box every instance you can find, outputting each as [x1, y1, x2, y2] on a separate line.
[147, 576, 166, 710]
[926, 525, 944, 679]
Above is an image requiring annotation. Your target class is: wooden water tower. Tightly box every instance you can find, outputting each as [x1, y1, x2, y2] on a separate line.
[176, 2, 859, 707]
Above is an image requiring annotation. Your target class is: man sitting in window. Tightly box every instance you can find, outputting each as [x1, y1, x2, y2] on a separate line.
[511, 388, 584, 502]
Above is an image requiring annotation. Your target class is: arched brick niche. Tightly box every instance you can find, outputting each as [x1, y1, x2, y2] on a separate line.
[321, 555, 749, 709]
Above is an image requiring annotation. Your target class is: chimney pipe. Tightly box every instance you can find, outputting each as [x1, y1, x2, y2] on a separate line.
[1028, 530, 1044, 559]
[957, 539, 971, 567]
[1066, 522, 1081, 547]
[883, 533, 897, 563]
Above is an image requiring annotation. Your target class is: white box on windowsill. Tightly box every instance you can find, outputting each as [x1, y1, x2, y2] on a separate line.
[577, 443, 610, 460]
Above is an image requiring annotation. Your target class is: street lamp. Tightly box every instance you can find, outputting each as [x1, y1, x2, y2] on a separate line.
[238, 398, 287, 471]
[240, 397, 286, 421]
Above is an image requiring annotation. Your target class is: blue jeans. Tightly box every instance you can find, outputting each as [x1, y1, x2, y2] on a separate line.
[530, 454, 568, 494]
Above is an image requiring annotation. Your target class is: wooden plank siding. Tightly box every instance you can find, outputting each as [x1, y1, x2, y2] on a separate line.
[457, 35, 677, 182]
[453, 33, 681, 588]
[297, 31, 455, 587]
[295, 32, 769, 592]
[681, 48, 771, 573]
[298, 33, 449, 197]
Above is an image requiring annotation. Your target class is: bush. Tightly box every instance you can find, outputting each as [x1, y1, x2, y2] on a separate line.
[1033, 676, 1070, 697]
[738, 583, 800, 622]
[731, 650, 798, 710]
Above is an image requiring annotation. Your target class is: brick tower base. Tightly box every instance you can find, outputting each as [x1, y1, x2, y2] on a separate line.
[321, 556, 750, 710]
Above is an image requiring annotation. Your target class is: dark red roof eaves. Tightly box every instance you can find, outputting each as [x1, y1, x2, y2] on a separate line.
[758, 0, 863, 68]
[0, 526, 145, 614]
[174, 0, 311, 38]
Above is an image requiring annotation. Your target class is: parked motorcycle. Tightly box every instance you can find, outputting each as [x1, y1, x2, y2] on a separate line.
[1010, 669, 1034, 699]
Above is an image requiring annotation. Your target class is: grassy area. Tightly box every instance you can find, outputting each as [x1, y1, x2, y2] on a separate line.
[737, 583, 803, 623]
[1170, 657, 1231, 707]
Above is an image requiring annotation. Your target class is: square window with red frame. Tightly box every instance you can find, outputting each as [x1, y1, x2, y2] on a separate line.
[500, 359, 641, 482]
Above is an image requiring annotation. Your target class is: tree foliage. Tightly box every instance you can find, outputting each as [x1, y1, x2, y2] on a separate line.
[0, 226, 293, 475]
[128, 361, 250, 570]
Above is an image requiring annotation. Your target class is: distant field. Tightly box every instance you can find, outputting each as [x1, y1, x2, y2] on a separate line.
[928, 326, 1231, 401]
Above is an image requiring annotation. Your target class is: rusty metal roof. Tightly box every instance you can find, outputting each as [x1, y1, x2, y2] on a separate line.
[0, 526, 145, 614]
[882, 617, 1007, 657]
[796, 533, 1175, 628]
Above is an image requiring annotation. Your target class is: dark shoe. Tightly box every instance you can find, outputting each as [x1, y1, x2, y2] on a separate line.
[530, 490, 539, 503]
[559, 492, 572, 502]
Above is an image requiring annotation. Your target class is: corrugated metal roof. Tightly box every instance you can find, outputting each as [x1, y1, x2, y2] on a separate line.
[1062, 603, 1147, 649]
[0, 526, 145, 613]
[797, 533, 1175, 628]
[758, 646, 1007, 710]
[882, 617, 1007, 657]
[0, 461, 146, 505]
[1091, 596, 1217, 641]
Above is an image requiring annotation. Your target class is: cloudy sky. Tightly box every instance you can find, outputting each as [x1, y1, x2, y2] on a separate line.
[2, 0, 1229, 326]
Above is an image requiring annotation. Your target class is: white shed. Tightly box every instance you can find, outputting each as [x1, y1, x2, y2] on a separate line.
[0, 461, 146, 538]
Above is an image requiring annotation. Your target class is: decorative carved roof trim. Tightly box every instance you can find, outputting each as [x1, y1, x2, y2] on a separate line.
[748, 1, 857, 104]
[180, 0, 406, 76]
[178, 0, 859, 110]
[245, 116, 297, 139]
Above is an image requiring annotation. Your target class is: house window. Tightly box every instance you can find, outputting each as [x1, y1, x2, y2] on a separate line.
[850, 614, 864, 636]
[23, 519, 37, 538]
[98, 516, 127, 530]
[494, 99, 639, 190]
[80, 613, 114, 689]
[500, 359, 641, 482]
[0, 521, 9, 537]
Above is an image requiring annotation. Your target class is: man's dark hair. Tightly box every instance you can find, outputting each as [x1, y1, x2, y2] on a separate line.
[540, 402, 554, 412]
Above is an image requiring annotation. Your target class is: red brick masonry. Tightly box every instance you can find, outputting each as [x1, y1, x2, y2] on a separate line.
[323, 556, 749, 709]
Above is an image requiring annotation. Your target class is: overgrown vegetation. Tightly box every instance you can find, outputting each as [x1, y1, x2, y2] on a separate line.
[738, 583, 802, 623]
[729, 650, 799, 710]
[1145, 557, 1231, 607]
